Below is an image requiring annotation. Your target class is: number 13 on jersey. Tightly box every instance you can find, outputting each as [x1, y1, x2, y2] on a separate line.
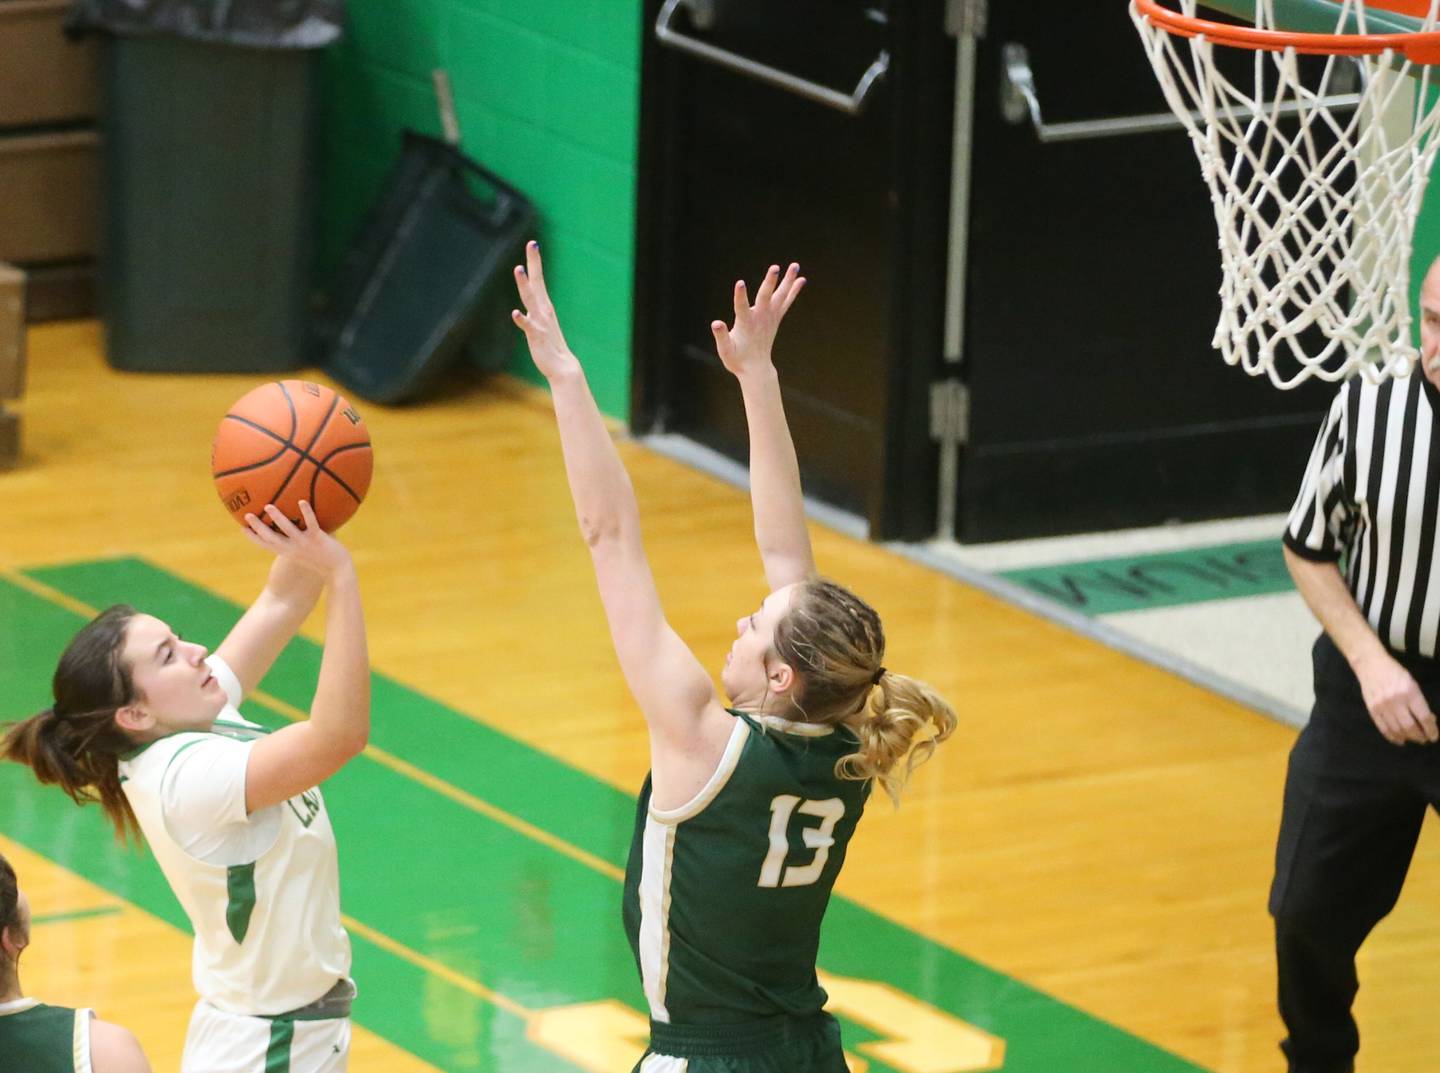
[759, 795, 846, 888]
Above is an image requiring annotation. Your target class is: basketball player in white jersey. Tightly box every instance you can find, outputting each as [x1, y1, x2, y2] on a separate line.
[3, 502, 368, 1073]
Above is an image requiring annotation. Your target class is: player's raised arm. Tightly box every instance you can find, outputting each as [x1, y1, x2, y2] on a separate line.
[711, 264, 815, 590]
[238, 502, 371, 813]
[510, 242, 722, 748]
[214, 555, 324, 698]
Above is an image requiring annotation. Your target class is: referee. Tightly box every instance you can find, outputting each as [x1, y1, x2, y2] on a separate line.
[1276, 253, 1440, 1073]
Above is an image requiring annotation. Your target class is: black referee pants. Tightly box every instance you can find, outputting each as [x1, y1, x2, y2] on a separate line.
[1270, 633, 1440, 1073]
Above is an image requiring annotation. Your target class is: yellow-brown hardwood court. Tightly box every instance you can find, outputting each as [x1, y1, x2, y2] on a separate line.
[5, 322, 1440, 1072]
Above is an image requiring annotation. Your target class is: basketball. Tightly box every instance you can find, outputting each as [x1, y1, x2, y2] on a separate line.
[212, 380, 373, 533]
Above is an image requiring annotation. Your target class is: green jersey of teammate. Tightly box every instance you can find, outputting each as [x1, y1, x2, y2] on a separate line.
[0, 1001, 92, 1073]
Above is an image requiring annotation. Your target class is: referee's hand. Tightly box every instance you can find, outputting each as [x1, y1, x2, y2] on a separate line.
[1356, 651, 1439, 745]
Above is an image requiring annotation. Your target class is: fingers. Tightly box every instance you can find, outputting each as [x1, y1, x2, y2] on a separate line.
[766, 263, 800, 301]
[1372, 697, 1438, 744]
[264, 503, 304, 538]
[512, 241, 550, 313]
[1375, 704, 1413, 745]
[1372, 698, 1409, 744]
[765, 263, 805, 318]
[779, 273, 806, 315]
[1398, 678, 1438, 743]
[1410, 698, 1439, 743]
[710, 319, 734, 363]
[715, 261, 804, 352]
[297, 500, 320, 532]
[242, 514, 276, 550]
[243, 504, 304, 541]
[525, 239, 546, 291]
[732, 278, 750, 323]
[1391, 707, 1425, 745]
[513, 264, 536, 311]
[755, 264, 780, 304]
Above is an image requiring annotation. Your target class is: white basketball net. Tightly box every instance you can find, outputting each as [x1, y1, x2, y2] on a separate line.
[1132, 0, 1440, 388]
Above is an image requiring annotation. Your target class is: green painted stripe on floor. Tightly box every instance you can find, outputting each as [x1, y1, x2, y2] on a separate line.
[30, 905, 124, 926]
[23, 558, 632, 868]
[1000, 539, 1292, 615]
[1, 561, 1209, 1073]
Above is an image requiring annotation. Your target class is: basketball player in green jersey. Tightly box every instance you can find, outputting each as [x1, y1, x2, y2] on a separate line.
[0, 852, 153, 1073]
[512, 242, 956, 1072]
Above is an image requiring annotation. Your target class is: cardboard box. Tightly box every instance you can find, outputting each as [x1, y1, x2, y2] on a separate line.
[0, 129, 100, 264]
[23, 260, 93, 323]
[0, 409, 18, 471]
[0, 1, 99, 127]
[0, 263, 22, 400]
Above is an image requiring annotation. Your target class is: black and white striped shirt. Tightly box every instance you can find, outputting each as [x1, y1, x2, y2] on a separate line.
[1286, 372, 1440, 657]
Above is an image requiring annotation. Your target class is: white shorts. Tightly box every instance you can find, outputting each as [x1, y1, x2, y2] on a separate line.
[181, 999, 351, 1073]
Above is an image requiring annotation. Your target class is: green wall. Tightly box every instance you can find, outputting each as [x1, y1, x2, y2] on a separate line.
[319, 1, 643, 417]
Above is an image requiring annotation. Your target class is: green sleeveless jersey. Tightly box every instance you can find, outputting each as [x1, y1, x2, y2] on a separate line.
[0, 1000, 91, 1073]
[622, 709, 871, 1025]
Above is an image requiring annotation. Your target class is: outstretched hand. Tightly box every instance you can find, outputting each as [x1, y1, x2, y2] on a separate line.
[242, 502, 353, 582]
[711, 263, 805, 378]
[512, 241, 580, 381]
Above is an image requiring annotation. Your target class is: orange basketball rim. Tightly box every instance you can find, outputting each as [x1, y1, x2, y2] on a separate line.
[1132, 0, 1440, 63]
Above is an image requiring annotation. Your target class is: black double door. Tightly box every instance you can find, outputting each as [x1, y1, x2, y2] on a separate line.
[961, 5, 1335, 540]
[633, 0, 952, 539]
[634, 1, 1337, 542]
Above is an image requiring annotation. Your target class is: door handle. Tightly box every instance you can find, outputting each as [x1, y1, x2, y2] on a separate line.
[654, 0, 890, 116]
[1000, 42, 1365, 143]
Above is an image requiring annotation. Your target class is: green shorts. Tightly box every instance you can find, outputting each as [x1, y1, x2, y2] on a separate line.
[632, 1012, 847, 1073]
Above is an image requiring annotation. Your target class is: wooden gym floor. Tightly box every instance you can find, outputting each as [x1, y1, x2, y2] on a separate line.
[4, 322, 1440, 1072]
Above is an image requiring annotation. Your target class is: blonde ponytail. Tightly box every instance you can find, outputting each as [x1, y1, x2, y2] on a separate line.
[770, 579, 956, 805]
[837, 672, 956, 805]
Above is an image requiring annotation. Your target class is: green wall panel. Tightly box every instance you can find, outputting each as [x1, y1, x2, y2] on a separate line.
[319, 2, 643, 418]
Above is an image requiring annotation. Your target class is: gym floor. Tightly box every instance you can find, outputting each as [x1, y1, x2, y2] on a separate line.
[5, 322, 1440, 1072]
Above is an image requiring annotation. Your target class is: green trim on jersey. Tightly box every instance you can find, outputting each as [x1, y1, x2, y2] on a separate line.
[264, 1019, 294, 1073]
[159, 737, 205, 777]
[116, 740, 158, 762]
[226, 862, 258, 943]
[117, 717, 266, 764]
[212, 718, 268, 741]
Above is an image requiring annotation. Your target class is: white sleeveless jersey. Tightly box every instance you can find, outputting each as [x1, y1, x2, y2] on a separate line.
[118, 657, 351, 1016]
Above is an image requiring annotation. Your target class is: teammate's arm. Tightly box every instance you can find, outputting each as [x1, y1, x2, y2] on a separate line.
[711, 264, 815, 591]
[1285, 545, 1437, 744]
[510, 242, 729, 756]
[237, 504, 371, 813]
[89, 1018, 154, 1073]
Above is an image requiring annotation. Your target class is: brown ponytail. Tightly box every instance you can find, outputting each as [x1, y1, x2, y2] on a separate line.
[772, 579, 956, 805]
[1, 605, 142, 842]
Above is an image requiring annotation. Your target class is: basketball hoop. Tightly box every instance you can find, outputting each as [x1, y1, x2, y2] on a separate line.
[1132, 0, 1440, 388]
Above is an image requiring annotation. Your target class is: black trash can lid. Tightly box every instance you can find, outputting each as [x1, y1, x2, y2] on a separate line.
[67, 0, 344, 49]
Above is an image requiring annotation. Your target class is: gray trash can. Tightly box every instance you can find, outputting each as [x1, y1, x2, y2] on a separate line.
[69, 0, 344, 372]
